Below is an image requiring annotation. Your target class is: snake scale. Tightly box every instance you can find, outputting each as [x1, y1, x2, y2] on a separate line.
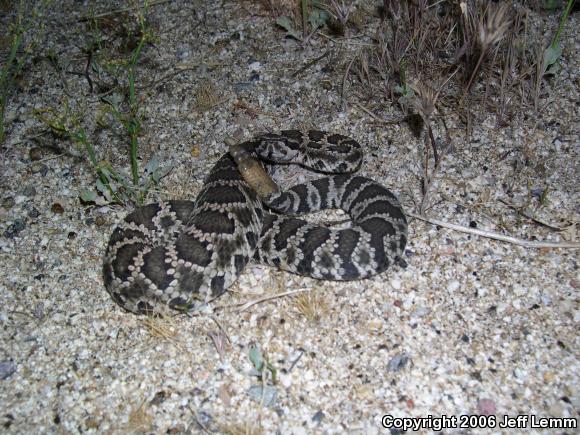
[103, 130, 407, 315]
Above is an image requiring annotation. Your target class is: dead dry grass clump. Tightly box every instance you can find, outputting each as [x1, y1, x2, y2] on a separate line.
[291, 289, 328, 322]
[343, 0, 572, 213]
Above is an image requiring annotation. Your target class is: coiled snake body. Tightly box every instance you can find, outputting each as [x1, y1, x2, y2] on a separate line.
[103, 130, 407, 315]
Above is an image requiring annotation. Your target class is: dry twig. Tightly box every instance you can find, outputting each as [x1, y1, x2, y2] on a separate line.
[77, 0, 171, 21]
[409, 213, 579, 249]
[235, 288, 312, 312]
[290, 50, 330, 78]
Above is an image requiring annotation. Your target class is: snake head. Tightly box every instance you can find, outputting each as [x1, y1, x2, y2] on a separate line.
[254, 134, 300, 163]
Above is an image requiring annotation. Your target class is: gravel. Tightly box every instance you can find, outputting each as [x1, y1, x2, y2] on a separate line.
[0, 1, 578, 433]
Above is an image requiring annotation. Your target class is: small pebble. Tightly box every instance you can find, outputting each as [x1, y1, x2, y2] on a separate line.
[28, 207, 40, 218]
[95, 215, 107, 227]
[312, 410, 324, 424]
[387, 353, 410, 372]
[150, 391, 166, 405]
[51, 203, 64, 214]
[234, 82, 254, 92]
[0, 361, 16, 380]
[4, 219, 26, 238]
[22, 185, 36, 197]
[273, 96, 290, 107]
[477, 398, 497, 415]
[29, 147, 43, 161]
[31, 163, 48, 175]
[448, 281, 461, 292]
[2, 196, 15, 209]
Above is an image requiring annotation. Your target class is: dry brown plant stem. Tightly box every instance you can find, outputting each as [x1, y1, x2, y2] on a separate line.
[77, 0, 171, 21]
[236, 288, 311, 312]
[410, 213, 579, 249]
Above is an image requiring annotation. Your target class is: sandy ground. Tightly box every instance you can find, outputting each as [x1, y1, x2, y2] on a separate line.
[0, 1, 578, 433]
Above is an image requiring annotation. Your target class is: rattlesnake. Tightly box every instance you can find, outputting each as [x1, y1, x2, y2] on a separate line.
[103, 130, 407, 315]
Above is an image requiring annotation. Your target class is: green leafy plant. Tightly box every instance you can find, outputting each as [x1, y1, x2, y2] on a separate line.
[248, 343, 277, 384]
[36, 105, 172, 205]
[534, 0, 573, 109]
[541, 42, 562, 77]
[99, 6, 151, 188]
[247, 343, 277, 407]
[36, 5, 172, 206]
[393, 62, 414, 111]
[275, 0, 329, 42]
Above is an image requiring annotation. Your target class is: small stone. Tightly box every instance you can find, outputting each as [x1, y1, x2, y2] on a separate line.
[191, 144, 201, 157]
[29, 147, 43, 161]
[167, 424, 186, 434]
[411, 306, 430, 318]
[234, 82, 253, 92]
[387, 353, 410, 372]
[22, 185, 36, 197]
[312, 410, 325, 424]
[28, 207, 40, 218]
[273, 96, 290, 107]
[447, 281, 461, 292]
[4, 219, 26, 238]
[477, 398, 496, 415]
[355, 385, 372, 400]
[0, 361, 16, 380]
[94, 215, 106, 227]
[2, 196, 15, 209]
[196, 411, 213, 427]
[149, 391, 166, 405]
[32, 302, 45, 320]
[2, 414, 13, 429]
[31, 163, 48, 175]
[248, 384, 277, 407]
[85, 417, 100, 430]
[51, 203, 64, 214]
[396, 257, 408, 268]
